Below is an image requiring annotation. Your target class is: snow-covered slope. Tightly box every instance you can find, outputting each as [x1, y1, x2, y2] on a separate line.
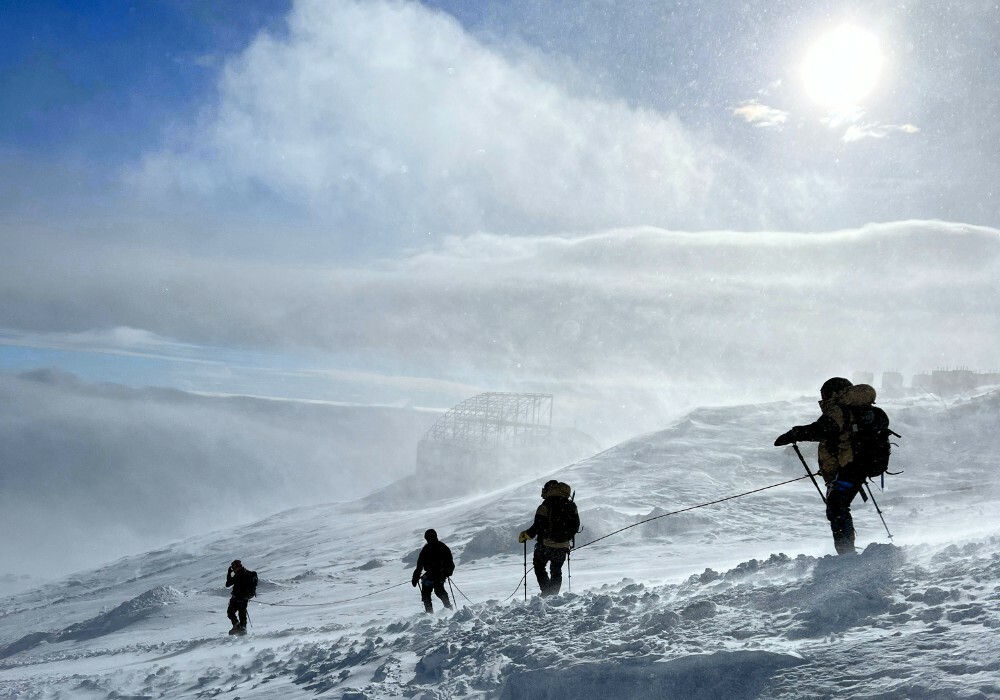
[2, 391, 999, 699]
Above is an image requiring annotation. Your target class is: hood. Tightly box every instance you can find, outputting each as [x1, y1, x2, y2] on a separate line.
[841, 384, 877, 407]
[544, 481, 572, 499]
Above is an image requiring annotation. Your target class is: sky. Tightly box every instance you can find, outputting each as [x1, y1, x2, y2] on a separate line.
[3, 0, 999, 407]
[2, 1, 1000, 575]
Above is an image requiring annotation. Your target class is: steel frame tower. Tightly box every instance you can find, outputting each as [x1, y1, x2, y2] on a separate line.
[420, 392, 553, 449]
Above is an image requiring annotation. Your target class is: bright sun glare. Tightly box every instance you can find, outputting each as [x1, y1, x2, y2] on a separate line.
[801, 25, 884, 109]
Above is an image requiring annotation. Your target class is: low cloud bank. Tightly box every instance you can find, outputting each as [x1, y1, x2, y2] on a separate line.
[2, 220, 997, 401]
[0, 370, 437, 579]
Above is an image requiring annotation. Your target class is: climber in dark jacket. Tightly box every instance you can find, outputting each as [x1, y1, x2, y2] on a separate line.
[411, 529, 454, 613]
[225, 559, 257, 635]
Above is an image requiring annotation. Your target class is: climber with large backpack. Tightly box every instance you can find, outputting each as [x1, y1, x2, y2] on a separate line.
[225, 559, 258, 635]
[774, 378, 899, 555]
[518, 480, 581, 596]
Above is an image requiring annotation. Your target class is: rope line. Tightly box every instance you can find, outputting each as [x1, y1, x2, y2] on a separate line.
[572, 474, 812, 553]
[447, 578, 475, 608]
[447, 578, 495, 628]
[502, 567, 535, 603]
[251, 475, 812, 609]
[254, 581, 409, 608]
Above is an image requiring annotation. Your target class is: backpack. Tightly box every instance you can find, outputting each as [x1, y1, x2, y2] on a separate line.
[546, 492, 581, 544]
[247, 570, 258, 598]
[845, 404, 897, 480]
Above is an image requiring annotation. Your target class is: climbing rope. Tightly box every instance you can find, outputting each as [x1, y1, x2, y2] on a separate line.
[502, 568, 534, 603]
[501, 473, 812, 601]
[572, 474, 812, 552]
[446, 578, 494, 628]
[256, 474, 814, 609]
[447, 577, 458, 603]
[254, 581, 409, 608]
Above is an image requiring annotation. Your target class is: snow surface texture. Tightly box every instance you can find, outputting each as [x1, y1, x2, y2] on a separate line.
[1, 391, 999, 698]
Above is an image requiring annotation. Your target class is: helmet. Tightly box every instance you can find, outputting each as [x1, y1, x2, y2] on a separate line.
[541, 479, 559, 498]
[820, 377, 852, 400]
[424, 529, 438, 542]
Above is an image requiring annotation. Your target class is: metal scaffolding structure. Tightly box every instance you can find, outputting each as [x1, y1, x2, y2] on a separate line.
[421, 392, 553, 449]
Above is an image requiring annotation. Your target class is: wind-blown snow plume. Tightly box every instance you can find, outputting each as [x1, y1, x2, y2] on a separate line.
[133, 0, 727, 240]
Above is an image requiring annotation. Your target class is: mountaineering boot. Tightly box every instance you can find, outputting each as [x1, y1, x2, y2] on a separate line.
[228, 626, 240, 635]
[835, 540, 857, 555]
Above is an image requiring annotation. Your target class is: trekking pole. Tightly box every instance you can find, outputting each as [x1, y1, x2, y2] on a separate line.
[566, 549, 571, 594]
[523, 541, 528, 602]
[793, 444, 827, 505]
[864, 482, 894, 540]
[568, 489, 579, 596]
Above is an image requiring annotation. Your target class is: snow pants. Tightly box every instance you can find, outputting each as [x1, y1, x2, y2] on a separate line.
[227, 596, 248, 628]
[826, 479, 864, 555]
[533, 543, 568, 596]
[420, 576, 452, 613]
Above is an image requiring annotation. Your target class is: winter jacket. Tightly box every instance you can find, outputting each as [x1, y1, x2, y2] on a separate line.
[413, 541, 455, 583]
[525, 483, 579, 549]
[226, 568, 257, 599]
[779, 384, 878, 484]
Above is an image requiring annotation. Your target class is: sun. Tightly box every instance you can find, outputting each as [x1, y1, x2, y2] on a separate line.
[800, 25, 884, 110]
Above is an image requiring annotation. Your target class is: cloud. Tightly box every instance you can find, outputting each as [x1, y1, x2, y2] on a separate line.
[820, 107, 866, 130]
[0, 326, 220, 364]
[0, 370, 438, 578]
[2, 220, 998, 428]
[733, 101, 789, 129]
[842, 123, 920, 143]
[131, 0, 737, 241]
[818, 109, 920, 142]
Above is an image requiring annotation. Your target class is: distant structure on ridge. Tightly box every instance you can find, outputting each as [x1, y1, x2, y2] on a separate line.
[911, 368, 1000, 395]
[415, 392, 595, 493]
[852, 368, 1000, 398]
[420, 392, 553, 452]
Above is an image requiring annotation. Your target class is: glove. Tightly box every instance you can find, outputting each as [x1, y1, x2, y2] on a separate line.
[774, 430, 796, 446]
[411, 573, 420, 587]
[518, 531, 532, 544]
